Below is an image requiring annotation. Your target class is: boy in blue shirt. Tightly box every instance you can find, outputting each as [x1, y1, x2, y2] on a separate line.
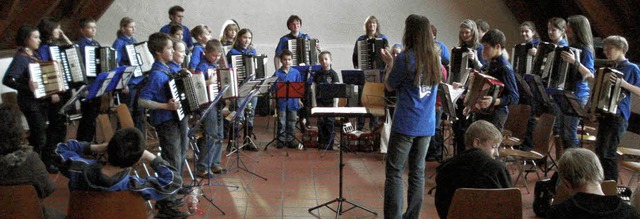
[274, 49, 304, 148]
[274, 15, 316, 69]
[76, 18, 102, 143]
[159, 5, 193, 48]
[596, 35, 640, 181]
[473, 29, 519, 131]
[137, 32, 190, 218]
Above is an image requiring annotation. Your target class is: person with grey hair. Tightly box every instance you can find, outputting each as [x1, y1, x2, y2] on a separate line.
[547, 148, 639, 218]
[434, 120, 512, 219]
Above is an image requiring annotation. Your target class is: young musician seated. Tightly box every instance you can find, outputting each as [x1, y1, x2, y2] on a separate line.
[434, 120, 513, 219]
[0, 104, 65, 219]
[159, 5, 193, 48]
[471, 29, 519, 131]
[137, 33, 190, 218]
[595, 35, 640, 181]
[274, 49, 304, 148]
[312, 51, 340, 150]
[547, 148, 639, 218]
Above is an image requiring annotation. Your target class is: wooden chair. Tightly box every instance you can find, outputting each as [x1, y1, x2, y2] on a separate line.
[553, 180, 619, 205]
[501, 104, 531, 147]
[361, 82, 386, 117]
[67, 190, 148, 219]
[500, 113, 556, 192]
[0, 185, 44, 219]
[617, 147, 640, 186]
[447, 188, 522, 219]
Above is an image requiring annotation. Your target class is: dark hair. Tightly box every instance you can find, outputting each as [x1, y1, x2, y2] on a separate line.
[280, 49, 293, 59]
[520, 21, 539, 40]
[168, 5, 184, 16]
[480, 29, 506, 48]
[169, 24, 183, 36]
[232, 28, 253, 49]
[403, 14, 441, 86]
[190, 24, 211, 39]
[0, 104, 25, 155]
[78, 18, 96, 29]
[148, 32, 172, 58]
[475, 19, 490, 33]
[116, 17, 134, 37]
[319, 50, 332, 60]
[16, 25, 38, 47]
[567, 15, 594, 54]
[37, 17, 59, 44]
[107, 127, 145, 168]
[205, 39, 222, 53]
[286, 15, 302, 30]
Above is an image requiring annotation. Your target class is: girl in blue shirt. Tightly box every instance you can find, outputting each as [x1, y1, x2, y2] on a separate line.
[188, 25, 212, 72]
[548, 17, 569, 47]
[112, 17, 137, 67]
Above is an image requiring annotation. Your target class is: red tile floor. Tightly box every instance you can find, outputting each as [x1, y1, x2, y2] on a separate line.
[45, 116, 638, 218]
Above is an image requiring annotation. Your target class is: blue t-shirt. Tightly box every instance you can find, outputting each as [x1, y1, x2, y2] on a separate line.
[195, 59, 218, 81]
[274, 67, 303, 111]
[112, 35, 137, 66]
[485, 55, 519, 113]
[529, 39, 541, 46]
[36, 43, 52, 62]
[226, 46, 257, 66]
[572, 45, 594, 98]
[189, 44, 205, 70]
[3, 49, 41, 105]
[556, 39, 569, 47]
[77, 36, 100, 60]
[139, 61, 174, 126]
[386, 51, 437, 137]
[275, 32, 310, 57]
[436, 41, 450, 66]
[351, 34, 389, 68]
[614, 59, 640, 120]
[168, 61, 181, 73]
[476, 43, 487, 67]
[160, 23, 193, 48]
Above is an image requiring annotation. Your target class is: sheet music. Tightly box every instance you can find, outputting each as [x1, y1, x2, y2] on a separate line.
[442, 83, 465, 103]
[239, 81, 261, 97]
[258, 76, 278, 94]
[311, 107, 368, 115]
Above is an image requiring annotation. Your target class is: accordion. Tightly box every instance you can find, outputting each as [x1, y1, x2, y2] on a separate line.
[28, 61, 66, 98]
[167, 70, 201, 121]
[217, 68, 239, 99]
[511, 43, 535, 75]
[547, 46, 582, 91]
[356, 38, 386, 70]
[288, 38, 319, 66]
[463, 71, 505, 114]
[49, 44, 86, 88]
[590, 67, 626, 114]
[231, 54, 268, 82]
[125, 41, 154, 77]
[84, 46, 117, 77]
[530, 42, 556, 78]
[449, 47, 473, 85]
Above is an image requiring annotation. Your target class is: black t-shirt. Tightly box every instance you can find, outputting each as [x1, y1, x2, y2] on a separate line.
[313, 69, 339, 106]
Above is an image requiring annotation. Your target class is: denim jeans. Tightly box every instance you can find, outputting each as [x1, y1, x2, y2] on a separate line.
[278, 110, 297, 142]
[197, 107, 224, 170]
[384, 132, 430, 219]
[595, 113, 628, 181]
[555, 95, 588, 148]
[237, 96, 258, 127]
[155, 120, 185, 176]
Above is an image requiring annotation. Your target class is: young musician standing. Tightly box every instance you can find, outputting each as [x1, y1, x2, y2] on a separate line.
[36, 18, 73, 173]
[473, 29, 519, 131]
[557, 15, 595, 149]
[76, 18, 101, 143]
[459, 19, 486, 69]
[274, 15, 316, 69]
[160, 5, 193, 48]
[220, 20, 239, 47]
[188, 25, 212, 72]
[520, 21, 540, 46]
[137, 33, 190, 218]
[168, 40, 187, 72]
[274, 50, 304, 148]
[194, 39, 227, 177]
[169, 24, 184, 41]
[595, 36, 640, 181]
[431, 24, 450, 66]
[2, 26, 51, 172]
[381, 14, 440, 219]
[312, 51, 340, 150]
[475, 19, 490, 38]
[548, 17, 569, 47]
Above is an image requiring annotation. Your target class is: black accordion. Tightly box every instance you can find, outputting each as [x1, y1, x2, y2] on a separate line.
[231, 54, 268, 82]
[288, 38, 319, 66]
[49, 44, 87, 88]
[28, 61, 66, 99]
[84, 46, 117, 77]
[449, 47, 473, 85]
[167, 70, 200, 121]
[532, 43, 582, 91]
[356, 38, 386, 70]
[590, 67, 626, 114]
[511, 43, 535, 75]
[125, 41, 154, 77]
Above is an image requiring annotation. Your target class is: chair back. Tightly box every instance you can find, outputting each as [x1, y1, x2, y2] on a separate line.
[1, 92, 18, 107]
[0, 185, 44, 219]
[67, 190, 148, 219]
[447, 188, 522, 219]
[361, 82, 386, 116]
[601, 180, 618, 196]
[504, 104, 531, 139]
[97, 114, 114, 143]
[116, 104, 134, 129]
[531, 113, 556, 154]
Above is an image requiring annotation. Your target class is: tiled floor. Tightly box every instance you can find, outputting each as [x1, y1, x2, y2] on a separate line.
[44, 116, 637, 218]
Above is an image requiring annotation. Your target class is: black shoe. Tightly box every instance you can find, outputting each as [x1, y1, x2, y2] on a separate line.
[244, 145, 258, 151]
[46, 164, 59, 174]
[155, 205, 190, 218]
[276, 142, 284, 149]
[211, 166, 227, 174]
[196, 169, 213, 178]
[177, 185, 192, 195]
[287, 141, 298, 149]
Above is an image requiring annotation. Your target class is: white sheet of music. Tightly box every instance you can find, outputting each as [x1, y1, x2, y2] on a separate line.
[311, 107, 367, 115]
[442, 83, 465, 103]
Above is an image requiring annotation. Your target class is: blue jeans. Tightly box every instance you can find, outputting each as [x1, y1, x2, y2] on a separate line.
[384, 132, 430, 219]
[595, 113, 628, 181]
[237, 96, 258, 126]
[197, 107, 224, 170]
[555, 95, 588, 148]
[278, 110, 297, 142]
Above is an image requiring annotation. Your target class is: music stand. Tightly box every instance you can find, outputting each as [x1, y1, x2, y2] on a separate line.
[549, 89, 595, 148]
[187, 85, 233, 215]
[264, 81, 305, 153]
[308, 107, 377, 218]
[237, 80, 263, 150]
[224, 88, 268, 181]
[316, 83, 358, 155]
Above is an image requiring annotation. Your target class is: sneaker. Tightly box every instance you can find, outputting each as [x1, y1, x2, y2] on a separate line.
[196, 169, 213, 178]
[211, 166, 227, 174]
[155, 205, 190, 218]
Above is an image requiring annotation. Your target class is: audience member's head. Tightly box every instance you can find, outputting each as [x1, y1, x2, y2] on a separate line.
[107, 127, 146, 168]
[0, 104, 26, 155]
[557, 148, 604, 191]
[464, 120, 502, 157]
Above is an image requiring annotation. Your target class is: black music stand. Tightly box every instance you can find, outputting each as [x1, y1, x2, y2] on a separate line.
[187, 85, 234, 215]
[225, 89, 268, 181]
[549, 89, 595, 147]
[308, 107, 377, 218]
[237, 80, 263, 150]
[264, 81, 305, 154]
[315, 83, 358, 155]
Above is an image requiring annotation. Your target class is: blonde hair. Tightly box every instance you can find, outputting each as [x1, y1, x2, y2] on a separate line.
[464, 120, 502, 149]
[219, 20, 239, 43]
[459, 19, 480, 49]
[363, 16, 382, 37]
[603, 35, 629, 54]
[558, 148, 604, 189]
